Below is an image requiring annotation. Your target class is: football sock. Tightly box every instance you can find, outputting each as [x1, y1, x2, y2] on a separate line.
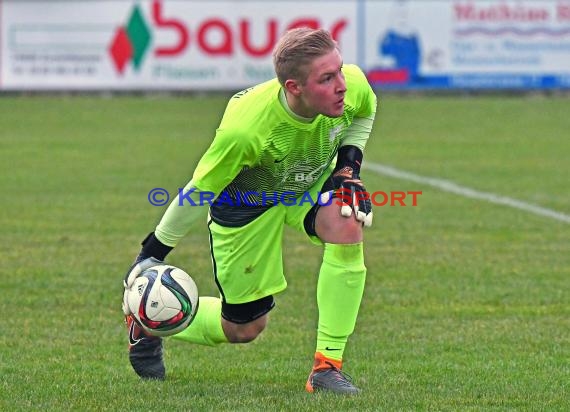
[315, 242, 366, 362]
[172, 296, 228, 346]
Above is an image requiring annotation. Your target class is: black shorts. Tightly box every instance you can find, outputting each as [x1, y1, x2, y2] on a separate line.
[221, 295, 275, 324]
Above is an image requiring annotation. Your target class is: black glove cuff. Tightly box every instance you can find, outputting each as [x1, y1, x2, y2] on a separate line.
[139, 232, 173, 261]
[334, 145, 363, 176]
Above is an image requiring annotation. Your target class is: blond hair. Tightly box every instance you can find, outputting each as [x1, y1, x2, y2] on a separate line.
[272, 28, 338, 85]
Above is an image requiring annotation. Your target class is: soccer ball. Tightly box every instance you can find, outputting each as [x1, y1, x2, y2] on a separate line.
[125, 264, 199, 337]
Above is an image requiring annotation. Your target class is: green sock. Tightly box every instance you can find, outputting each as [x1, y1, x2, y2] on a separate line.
[316, 242, 366, 361]
[172, 296, 228, 346]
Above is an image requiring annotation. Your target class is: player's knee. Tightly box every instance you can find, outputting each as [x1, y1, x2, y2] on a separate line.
[223, 316, 267, 343]
[315, 204, 363, 244]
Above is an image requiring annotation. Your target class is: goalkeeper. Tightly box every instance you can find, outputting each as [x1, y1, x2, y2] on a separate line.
[123, 27, 377, 395]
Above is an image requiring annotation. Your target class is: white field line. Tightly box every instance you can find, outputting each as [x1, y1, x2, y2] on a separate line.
[365, 162, 570, 224]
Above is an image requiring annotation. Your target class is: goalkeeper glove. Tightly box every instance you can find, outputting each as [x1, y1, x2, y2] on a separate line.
[319, 145, 373, 227]
[122, 232, 173, 316]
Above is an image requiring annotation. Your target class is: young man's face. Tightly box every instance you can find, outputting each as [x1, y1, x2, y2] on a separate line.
[295, 48, 347, 118]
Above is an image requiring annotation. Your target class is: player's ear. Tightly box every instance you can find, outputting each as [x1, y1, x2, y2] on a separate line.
[284, 79, 302, 97]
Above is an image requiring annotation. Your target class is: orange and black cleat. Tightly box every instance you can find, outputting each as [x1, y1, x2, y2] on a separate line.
[305, 352, 360, 394]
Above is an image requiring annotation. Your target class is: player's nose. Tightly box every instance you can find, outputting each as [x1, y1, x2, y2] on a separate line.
[336, 75, 347, 93]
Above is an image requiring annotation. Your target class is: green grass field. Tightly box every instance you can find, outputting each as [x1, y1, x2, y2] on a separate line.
[1, 94, 568, 411]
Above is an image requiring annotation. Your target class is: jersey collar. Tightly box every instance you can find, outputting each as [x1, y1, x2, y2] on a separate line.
[278, 88, 315, 124]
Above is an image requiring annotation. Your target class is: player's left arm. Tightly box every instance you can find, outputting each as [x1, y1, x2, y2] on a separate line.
[324, 65, 377, 227]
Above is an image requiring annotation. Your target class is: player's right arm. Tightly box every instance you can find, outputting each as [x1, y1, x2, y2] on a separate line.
[155, 122, 258, 243]
[123, 85, 264, 305]
[123, 126, 256, 302]
[131, 118, 259, 259]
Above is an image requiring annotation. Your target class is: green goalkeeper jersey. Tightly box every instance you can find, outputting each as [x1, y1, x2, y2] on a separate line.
[155, 64, 377, 244]
[196, 64, 375, 199]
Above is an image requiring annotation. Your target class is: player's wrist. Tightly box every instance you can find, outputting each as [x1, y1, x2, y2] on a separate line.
[334, 145, 363, 177]
[139, 232, 173, 261]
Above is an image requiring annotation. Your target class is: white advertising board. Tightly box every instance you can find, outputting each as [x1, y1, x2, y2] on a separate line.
[0, 0, 357, 90]
[1, 0, 569, 90]
[364, 0, 570, 89]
